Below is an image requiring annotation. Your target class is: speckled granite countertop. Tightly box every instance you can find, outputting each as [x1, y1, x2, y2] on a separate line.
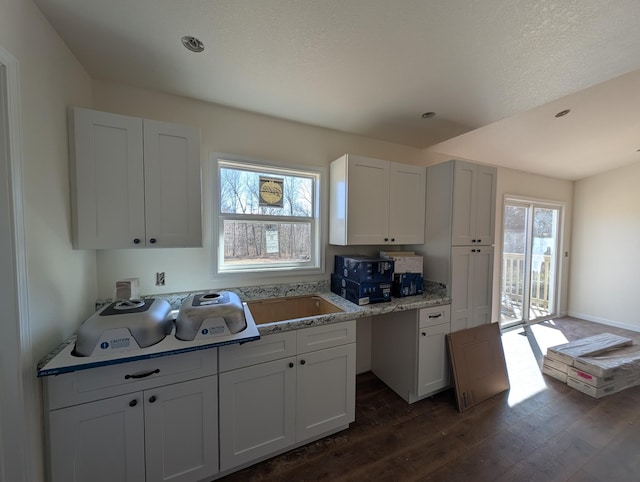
[95, 279, 450, 335]
[247, 280, 450, 335]
[39, 280, 449, 376]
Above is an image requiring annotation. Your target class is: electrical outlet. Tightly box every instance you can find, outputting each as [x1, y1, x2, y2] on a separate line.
[156, 272, 165, 286]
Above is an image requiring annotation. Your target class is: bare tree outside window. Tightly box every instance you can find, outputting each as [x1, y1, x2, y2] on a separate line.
[215, 158, 321, 274]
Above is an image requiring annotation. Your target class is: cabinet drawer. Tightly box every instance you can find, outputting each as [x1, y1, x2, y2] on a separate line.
[218, 331, 297, 372]
[297, 320, 356, 354]
[419, 305, 451, 328]
[45, 349, 218, 410]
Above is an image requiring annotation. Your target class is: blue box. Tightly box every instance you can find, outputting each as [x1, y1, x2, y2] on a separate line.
[334, 255, 394, 283]
[392, 273, 424, 298]
[331, 273, 391, 305]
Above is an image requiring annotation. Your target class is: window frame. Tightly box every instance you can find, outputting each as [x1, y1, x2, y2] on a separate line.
[211, 153, 325, 278]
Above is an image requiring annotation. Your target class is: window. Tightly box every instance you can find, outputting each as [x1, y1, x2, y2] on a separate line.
[213, 154, 322, 275]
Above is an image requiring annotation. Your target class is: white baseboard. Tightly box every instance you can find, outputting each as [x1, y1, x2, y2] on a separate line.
[568, 312, 640, 334]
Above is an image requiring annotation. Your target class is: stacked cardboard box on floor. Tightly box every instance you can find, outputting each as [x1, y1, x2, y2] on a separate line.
[543, 333, 640, 398]
[379, 251, 424, 298]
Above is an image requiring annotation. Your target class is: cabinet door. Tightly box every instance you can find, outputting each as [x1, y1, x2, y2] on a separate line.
[388, 162, 426, 244]
[473, 165, 497, 245]
[70, 107, 145, 249]
[296, 344, 356, 442]
[451, 246, 494, 332]
[417, 323, 451, 397]
[470, 246, 494, 327]
[48, 392, 145, 482]
[345, 156, 390, 244]
[451, 161, 476, 246]
[144, 377, 218, 482]
[450, 247, 473, 333]
[143, 120, 201, 247]
[218, 358, 296, 471]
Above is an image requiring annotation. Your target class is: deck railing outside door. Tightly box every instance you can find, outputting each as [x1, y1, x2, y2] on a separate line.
[502, 252, 551, 317]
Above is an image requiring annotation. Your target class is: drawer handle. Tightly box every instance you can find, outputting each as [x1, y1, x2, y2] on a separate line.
[125, 368, 160, 380]
[428, 313, 442, 319]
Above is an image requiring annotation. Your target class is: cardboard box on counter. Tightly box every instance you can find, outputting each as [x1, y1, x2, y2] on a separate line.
[331, 273, 391, 305]
[334, 255, 394, 283]
[380, 251, 423, 274]
[392, 273, 424, 297]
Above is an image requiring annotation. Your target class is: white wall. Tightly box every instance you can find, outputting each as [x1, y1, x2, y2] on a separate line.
[0, 0, 95, 357]
[570, 160, 640, 331]
[0, 1, 94, 481]
[92, 80, 430, 298]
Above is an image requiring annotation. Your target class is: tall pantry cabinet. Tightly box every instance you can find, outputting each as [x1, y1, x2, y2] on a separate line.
[423, 160, 497, 332]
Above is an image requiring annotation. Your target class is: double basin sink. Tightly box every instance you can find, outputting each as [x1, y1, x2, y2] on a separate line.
[246, 295, 344, 325]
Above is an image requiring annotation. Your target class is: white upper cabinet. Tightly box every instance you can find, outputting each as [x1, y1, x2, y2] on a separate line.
[329, 154, 425, 245]
[69, 107, 202, 249]
[451, 160, 497, 246]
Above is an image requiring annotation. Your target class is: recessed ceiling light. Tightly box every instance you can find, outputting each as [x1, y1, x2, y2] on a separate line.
[554, 109, 571, 118]
[421, 112, 436, 119]
[181, 36, 204, 53]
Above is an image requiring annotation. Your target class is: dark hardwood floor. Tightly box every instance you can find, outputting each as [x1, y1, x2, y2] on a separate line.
[219, 317, 640, 481]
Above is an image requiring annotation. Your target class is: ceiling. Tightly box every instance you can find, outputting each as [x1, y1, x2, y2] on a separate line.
[34, 0, 640, 180]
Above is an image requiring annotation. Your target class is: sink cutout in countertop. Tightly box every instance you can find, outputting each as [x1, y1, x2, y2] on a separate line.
[246, 295, 344, 325]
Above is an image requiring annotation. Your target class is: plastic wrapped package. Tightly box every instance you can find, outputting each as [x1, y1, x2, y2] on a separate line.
[546, 333, 633, 365]
[573, 344, 640, 378]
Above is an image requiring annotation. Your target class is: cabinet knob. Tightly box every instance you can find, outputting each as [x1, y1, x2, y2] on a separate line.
[133, 238, 141, 244]
[391, 238, 395, 242]
[421, 332, 426, 336]
[129, 399, 138, 407]
[149, 238, 157, 244]
[149, 395, 157, 403]
[477, 239, 482, 243]
[300, 359, 306, 365]
[288, 362, 294, 368]
[384, 238, 389, 242]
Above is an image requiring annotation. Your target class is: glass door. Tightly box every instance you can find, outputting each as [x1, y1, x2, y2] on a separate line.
[500, 199, 562, 328]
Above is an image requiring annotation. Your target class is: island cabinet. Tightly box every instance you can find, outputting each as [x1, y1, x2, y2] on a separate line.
[44, 349, 219, 482]
[329, 154, 426, 245]
[371, 305, 451, 403]
[69, 107, 202, 249]
[218, 321, 356, 473]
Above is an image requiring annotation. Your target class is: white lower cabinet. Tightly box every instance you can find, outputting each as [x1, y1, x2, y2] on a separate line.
[45, 350, 219, 482]
[371, 305, 451, 403]
[218, 356, 297, 470]
[295, 344, 356, 441]
[49, 392, 146, 482]
[144, 378, 219, 482]
[218, 321, 356, 473]
[45, 322, 358, 481]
